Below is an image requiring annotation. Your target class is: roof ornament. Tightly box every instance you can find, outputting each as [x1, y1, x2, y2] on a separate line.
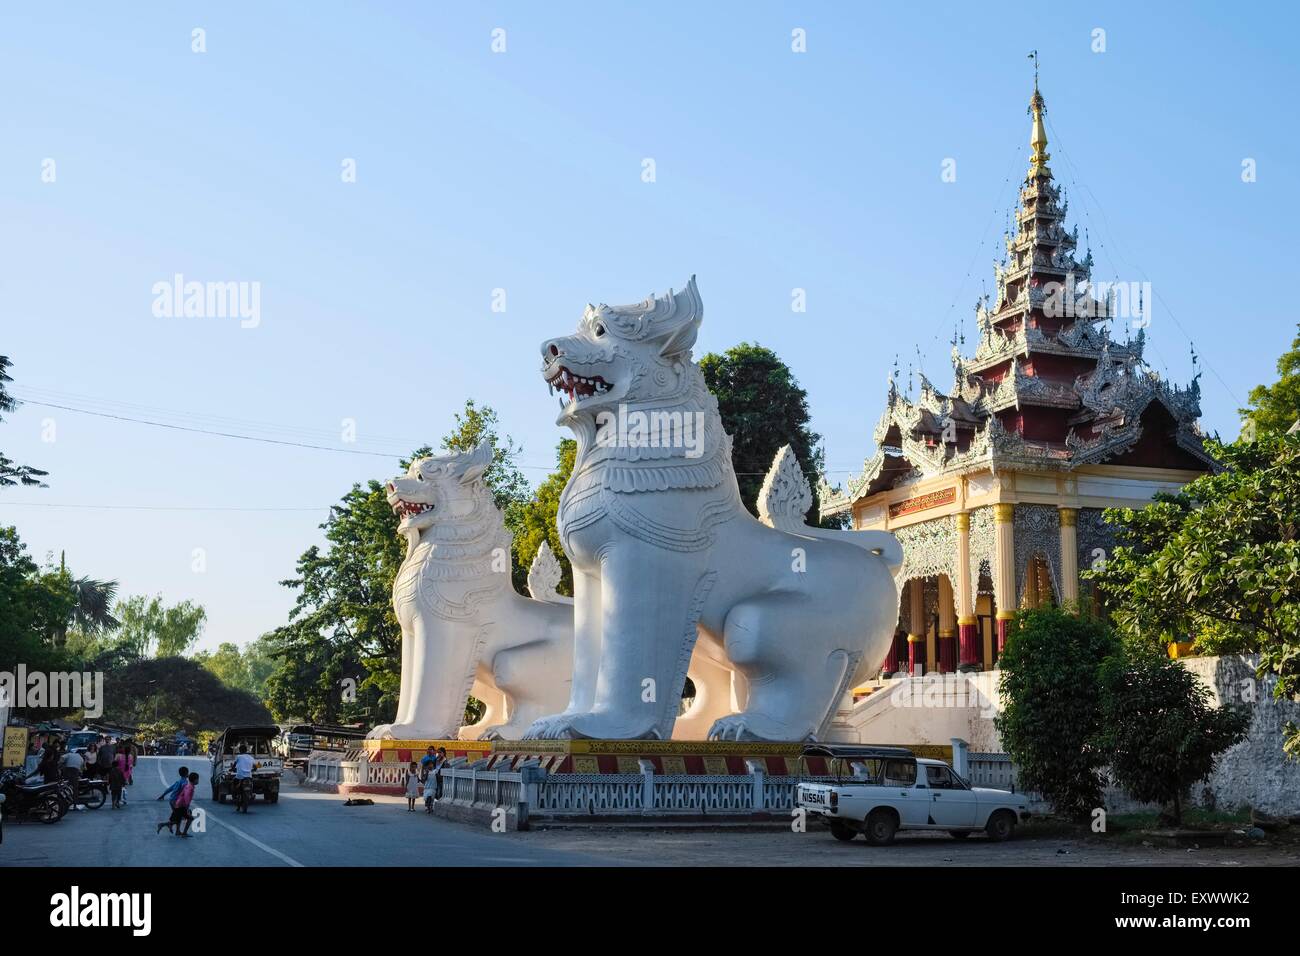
[1027, 52, 1051, 176]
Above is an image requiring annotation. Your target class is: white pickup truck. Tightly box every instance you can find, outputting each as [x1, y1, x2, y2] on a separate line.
[796, 745, 1030, 846]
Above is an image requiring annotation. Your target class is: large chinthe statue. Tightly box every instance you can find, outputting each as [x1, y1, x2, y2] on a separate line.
[368, 443, 574, 741]
[526, 277, 902, 742]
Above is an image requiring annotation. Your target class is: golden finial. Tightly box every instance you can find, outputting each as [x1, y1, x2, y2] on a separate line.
[1028, 51, 1050, 174]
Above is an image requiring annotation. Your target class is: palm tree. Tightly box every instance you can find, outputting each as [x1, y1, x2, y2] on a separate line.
[69, 575, 121, 635]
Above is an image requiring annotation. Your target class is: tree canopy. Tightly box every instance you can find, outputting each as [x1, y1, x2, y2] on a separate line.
[1241, 322, 1300, 437]
[1086, 434, 1300, 756]
[0, 355, 47, 489]
[698, 343, 832, 522]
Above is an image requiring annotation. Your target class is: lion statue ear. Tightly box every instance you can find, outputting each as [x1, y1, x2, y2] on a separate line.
[650, 275, 703, 358]
[454, 440, 494, 485]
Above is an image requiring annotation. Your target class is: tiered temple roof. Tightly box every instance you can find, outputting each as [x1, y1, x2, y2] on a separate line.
[821, 82, 1214, 517]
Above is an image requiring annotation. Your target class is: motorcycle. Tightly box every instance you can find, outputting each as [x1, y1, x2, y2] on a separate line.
[0, 770, 66, 824]
[75, 776, 108, 810]
[233, 777, 253, 814]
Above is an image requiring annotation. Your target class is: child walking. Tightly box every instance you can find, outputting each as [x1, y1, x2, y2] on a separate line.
[157, 771, 196, 836]
[108, 761, 126, 809]
[404, 762, 420, 811]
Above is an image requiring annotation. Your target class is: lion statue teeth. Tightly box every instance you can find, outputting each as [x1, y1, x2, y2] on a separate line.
[366, 442, 574, 742]
[524, 276, 903, 743]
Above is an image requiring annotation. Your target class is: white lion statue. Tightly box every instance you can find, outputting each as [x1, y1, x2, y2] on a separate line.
[525, 276, 903, 742]
[367, 443, 574, 741]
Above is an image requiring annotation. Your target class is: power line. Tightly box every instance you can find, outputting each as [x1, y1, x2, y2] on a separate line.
[2, 501, 327, 513]
[1044, 113, 1240, 406]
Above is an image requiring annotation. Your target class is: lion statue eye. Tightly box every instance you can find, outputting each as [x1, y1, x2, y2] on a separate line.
[594, 323, 605, 337]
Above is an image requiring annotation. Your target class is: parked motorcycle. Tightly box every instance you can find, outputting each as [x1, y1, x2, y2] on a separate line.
[0, 770, 66, 824]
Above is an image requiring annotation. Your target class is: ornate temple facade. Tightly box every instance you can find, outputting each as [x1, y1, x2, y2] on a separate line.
[820, 82, 1215, 676]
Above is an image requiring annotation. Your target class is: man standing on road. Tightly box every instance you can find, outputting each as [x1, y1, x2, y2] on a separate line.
[95, 737, 113, 780]
[59, 747, 85, 810]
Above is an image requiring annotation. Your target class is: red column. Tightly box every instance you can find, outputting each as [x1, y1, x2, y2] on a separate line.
[938, 632, 956, 672]
[996, 614, 1013, 657]
[883, 635, 899, 675]
[908, 635, 923, 676]
[958, 619, 980, 670]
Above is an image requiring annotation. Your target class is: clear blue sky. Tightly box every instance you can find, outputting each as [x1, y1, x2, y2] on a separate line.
[2, 2, 1296, 653]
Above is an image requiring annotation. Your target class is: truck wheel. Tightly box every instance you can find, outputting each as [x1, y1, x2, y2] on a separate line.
[985, 810, 1016, 842]
[266, 789, 278, 804]
[830, 822, 856, 842]
[863, 809, 898, 846]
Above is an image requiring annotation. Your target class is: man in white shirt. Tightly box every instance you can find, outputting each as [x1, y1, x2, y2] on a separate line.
[233, 744, 255, 778]
[59, 748, 85, 810]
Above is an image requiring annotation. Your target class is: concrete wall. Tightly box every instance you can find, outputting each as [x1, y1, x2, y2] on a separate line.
[838, 655, 1300, 814]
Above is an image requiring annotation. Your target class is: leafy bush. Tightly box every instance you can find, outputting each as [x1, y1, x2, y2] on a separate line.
[995, 607, 1120, 821]
[1097, 647, 1249, 825]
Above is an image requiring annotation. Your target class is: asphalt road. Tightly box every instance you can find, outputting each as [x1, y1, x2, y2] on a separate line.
[0, 756, 613, 867]
[4, 756, 1297, 867]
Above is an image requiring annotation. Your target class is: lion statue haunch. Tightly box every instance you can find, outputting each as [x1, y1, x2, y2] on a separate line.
[525, 276, 903, 742]
[367, 443, 574, 742]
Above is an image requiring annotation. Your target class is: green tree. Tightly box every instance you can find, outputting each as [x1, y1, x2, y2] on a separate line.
[994, 606, 1120, 821]
[98, 656, 272, 735]
[194, 637, 277, 700]
[0, 355, 47, 488]
[1097, 647, 1249, 825]
[265, 400, 529, 723]
[1087, 433, 1300, 756]
[113, 595, 207, 660]
[699, 343, 834, 523]
[440, 399, 530, 512]
[506, 438, 575, 596]
[1241, 323, 1300, 437]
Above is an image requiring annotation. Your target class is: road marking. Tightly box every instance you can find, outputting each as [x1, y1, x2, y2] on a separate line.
[152, 756, 304, 868]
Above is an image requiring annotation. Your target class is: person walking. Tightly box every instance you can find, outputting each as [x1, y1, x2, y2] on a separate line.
[156, 765, 189, 810]
[158, 772, 196, 836]
[108, 760, 126, 809]
[113, 748, 131, 805]
[59, 747, 85, 811]
[95, 737, 113, 779]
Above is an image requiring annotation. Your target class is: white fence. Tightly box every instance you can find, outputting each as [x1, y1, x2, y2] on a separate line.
[306, 742, 1042, 820]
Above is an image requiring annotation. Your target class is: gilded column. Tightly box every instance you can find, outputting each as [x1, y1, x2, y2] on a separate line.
[994, 502, 1016, 657]
[955, 512, 979, 670]
[937, 574, 956, 673]
[1059, 507, 1079, 611]
[908, 578, 925, 676]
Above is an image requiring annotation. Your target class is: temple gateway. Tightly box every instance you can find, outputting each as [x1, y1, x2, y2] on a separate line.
[820, 82, 1214, 678]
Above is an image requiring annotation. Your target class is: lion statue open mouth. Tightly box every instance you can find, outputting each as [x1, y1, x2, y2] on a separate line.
[524, 276, 903, 743]
[367, 442, 574, 742]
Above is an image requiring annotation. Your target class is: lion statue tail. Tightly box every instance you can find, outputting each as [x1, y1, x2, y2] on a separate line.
[526, 541, 574, 605]
[757, 445, 903, 574]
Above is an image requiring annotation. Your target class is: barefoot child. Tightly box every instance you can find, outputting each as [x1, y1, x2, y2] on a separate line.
[404, 762, 420, 812]
[157, 770, 195, 836]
